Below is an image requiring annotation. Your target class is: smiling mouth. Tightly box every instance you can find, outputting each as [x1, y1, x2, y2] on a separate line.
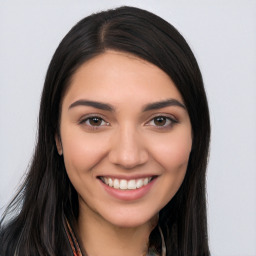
[98, 176, 155, 190]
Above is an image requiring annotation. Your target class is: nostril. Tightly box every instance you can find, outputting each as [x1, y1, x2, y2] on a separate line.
[108, 147, 149, 169]
[108, 129, 149, 168]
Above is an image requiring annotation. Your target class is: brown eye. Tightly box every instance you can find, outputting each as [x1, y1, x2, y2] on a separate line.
[80, 116, 109, 128]
[146, 115, 177, 129]
[153, 116, 167, 126]
[88, 117, 103, 126]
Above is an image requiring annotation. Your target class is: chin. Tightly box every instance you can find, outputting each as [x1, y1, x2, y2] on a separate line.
[103, 211, 158, 229]
[112, 219, 146, 228]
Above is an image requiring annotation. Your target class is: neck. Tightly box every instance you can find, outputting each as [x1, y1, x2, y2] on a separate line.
[77, 205, 157, 256]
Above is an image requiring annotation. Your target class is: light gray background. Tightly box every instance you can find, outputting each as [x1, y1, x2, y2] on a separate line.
[0, 1, 256, 255]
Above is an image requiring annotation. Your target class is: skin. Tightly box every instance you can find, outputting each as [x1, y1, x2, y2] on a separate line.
[56, 51, 192, 256]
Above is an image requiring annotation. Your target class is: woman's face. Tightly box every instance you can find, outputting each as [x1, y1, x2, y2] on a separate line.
[56, 51, 192, 228]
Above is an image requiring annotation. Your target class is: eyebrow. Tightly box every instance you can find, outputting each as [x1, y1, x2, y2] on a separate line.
[68, 98, 186, 112]
[69, 100, 114, 111]
[142, 99, 186, 111]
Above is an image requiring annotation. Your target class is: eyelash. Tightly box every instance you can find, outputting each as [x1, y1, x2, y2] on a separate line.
[145, 115, 178, 129]
[79, 114, 110, 130]
[79, 114, 178, 130]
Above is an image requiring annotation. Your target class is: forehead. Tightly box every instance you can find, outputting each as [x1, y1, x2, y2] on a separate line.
[63, 51, 184, 106]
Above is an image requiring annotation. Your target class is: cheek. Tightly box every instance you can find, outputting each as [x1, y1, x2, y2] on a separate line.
[150, 131, 192, 171]
[153, 133, 192, 205]
[60, 132, 109, 203]
[60, 129, 108, 176]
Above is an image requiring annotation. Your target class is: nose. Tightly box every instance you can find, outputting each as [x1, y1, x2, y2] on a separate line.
[108, 126, 149, 169]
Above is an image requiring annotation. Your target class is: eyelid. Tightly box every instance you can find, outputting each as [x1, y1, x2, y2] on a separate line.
[146, 113, 178, 122]
[78, 113, 110, 128]
[145, 113, 179, 127]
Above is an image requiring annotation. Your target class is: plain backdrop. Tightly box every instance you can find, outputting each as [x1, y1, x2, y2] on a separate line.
[0, 1, 256, 255]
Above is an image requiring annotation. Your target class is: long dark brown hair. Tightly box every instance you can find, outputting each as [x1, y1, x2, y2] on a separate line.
[0, 6, 210, 256]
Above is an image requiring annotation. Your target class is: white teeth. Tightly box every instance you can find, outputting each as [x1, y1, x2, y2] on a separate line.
[104, 177, 109, 185]
[127, 179, 136, 190]
[119, 179, 128, 190]
[136, 179, 143, 188]
[108, 178, 113, 187]
[113, 179, 119, 189]
[101, 177, 153, 190]
[143, 178, 149, 185]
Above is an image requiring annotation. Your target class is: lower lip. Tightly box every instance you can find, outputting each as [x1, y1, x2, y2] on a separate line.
[100, 178, 157, 201]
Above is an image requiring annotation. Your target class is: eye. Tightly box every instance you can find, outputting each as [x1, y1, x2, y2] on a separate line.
[146, 115, 177, 128]
[80, 116, 109, 128]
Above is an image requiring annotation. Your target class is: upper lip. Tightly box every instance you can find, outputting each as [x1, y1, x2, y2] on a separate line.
[97, 174, 158, 180]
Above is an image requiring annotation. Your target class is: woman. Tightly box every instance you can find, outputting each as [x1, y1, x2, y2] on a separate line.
[0, 6, 210, 256]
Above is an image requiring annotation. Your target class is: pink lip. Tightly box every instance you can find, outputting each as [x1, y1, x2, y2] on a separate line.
[99, 177, 157, 201]
[97, 174, 156, 180]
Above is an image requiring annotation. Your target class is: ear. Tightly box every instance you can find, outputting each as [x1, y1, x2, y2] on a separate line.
[55, 134, 63, 155]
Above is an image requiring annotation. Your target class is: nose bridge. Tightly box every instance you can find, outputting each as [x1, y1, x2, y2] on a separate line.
[109, 123, 148, 168]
